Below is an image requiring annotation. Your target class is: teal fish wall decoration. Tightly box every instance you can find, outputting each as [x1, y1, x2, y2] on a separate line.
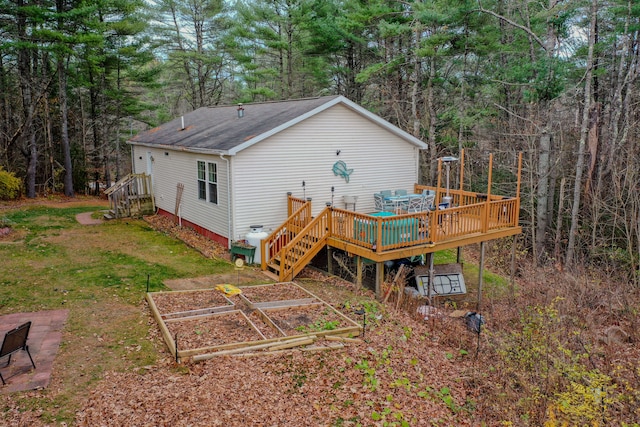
[333, 160, 354, 183]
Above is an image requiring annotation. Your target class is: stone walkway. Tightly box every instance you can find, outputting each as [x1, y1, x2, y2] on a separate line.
[75, 211, 103, 225]
[0, 310, 68, 393]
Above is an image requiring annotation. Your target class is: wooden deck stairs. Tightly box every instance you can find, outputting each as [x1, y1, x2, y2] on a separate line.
[262, 197, 331, 281]
[104, 173, 155, 219]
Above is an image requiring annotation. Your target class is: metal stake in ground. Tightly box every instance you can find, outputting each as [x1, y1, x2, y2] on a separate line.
[234, 258, 245, 286]
[175, 333, 179, 363]
[146, 273, 150, 293]
[464, 312, 485, 359]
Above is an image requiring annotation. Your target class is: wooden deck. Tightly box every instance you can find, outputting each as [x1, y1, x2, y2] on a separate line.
[261, 184, 521, 284]
[325, 186, 521, 263]
[260, 151, 523, 299]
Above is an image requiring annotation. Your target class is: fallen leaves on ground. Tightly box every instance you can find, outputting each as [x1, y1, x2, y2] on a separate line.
[76, 307, 476, 426]
[144, 214, 228, 259]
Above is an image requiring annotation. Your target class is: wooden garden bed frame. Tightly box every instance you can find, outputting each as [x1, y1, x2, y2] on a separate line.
[146, 282, 362, 361]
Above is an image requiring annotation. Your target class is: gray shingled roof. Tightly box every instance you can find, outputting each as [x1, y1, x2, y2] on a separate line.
[129, 95, 427, 154]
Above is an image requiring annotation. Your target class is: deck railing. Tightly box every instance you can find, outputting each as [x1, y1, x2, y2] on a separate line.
[330, 194, 519, 253]
[278, 207, 331, 280]
[261, 196, 312, 269]
[260, 189, 519, 279]
[287, 193, 308, 216]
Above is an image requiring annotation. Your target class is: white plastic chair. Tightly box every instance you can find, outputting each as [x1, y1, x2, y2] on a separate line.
[406, 195, 426, 213]
[424, 195, 435, 210]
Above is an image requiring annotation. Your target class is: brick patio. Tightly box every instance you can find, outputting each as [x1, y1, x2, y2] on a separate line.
[0, 310, 68, 393]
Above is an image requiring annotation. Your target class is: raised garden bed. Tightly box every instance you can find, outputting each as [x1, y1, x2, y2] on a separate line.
[165, 311, 265, 353]
[239, 282, 313, 305]
[150, 289, 233, 316]
[146, 282, 362, 360]
[260, 303, 356, 337]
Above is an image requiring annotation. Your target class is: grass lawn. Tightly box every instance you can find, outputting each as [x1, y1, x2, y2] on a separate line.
[0, 204, 235, 423]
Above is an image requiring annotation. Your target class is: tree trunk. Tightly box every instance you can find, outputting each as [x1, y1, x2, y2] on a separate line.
[426, 56, 437, 181]
[17, 0, 36, 198]
[535, 129, 551, 258]
[58, 56, 74, 197]
[566, 0, 598, 267]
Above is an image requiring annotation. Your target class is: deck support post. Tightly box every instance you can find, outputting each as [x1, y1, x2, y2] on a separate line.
[327, 246, 333, 275]
[356, 256, 363, 286]
[427, 252, 434, 307]
[510, 235, 517, 301]
[375, 262, 383, 300]
[477, 241, 486, 311]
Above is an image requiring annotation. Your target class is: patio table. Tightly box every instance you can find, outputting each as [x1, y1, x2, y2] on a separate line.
[383, 193, 423, 213]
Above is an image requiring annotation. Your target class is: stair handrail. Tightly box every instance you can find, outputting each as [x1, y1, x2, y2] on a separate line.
[105, 173, 137, 196]
[260, 198, 312, 270]
[105, 173, 154, 219]
[278, 207, 331, 281]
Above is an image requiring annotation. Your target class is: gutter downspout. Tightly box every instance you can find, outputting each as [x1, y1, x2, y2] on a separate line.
[220, 154, 232, 249]
[130, 143, 136, 174]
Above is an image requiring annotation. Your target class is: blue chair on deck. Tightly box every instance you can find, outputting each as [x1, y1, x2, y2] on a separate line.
[374, 194, 395, 212]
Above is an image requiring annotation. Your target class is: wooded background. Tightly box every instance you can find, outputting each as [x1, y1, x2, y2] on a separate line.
[1, 0, 638, 277]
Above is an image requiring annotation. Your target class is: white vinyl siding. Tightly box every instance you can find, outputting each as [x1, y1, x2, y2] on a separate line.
[131, 101, 423, 244]
[231, 104, 420, 236]
[132, 147, 230, 239]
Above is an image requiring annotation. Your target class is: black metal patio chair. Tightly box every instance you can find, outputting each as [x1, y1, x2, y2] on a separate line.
[0, 321, 36, 385]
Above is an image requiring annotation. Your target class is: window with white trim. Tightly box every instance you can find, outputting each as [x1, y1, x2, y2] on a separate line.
[197, 161, 218, 204]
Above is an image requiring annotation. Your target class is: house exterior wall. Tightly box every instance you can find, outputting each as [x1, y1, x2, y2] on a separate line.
[231, 103, 421, 238]
[131, 102, 423, 246]
[132, 146, 231, 245]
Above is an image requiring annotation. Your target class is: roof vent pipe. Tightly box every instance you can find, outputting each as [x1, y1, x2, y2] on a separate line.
[181, 116, 185, 130]
[237, 104, 244, 118]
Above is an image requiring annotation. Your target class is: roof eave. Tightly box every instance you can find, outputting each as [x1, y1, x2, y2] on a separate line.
[227, 95, 428, 155]
[127, 140, 232, 156]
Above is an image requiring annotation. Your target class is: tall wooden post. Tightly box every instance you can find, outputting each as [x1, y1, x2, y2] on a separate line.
[427, 252, 435, 307]
[510, 235, 517, 302]
[459, 148, 465, 193]
[482, 154, 493, 233]
[477, 241, 485, 311]
[376, 262, 383, 300]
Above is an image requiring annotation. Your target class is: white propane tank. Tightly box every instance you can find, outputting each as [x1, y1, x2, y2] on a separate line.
[246, 225, 268, 264]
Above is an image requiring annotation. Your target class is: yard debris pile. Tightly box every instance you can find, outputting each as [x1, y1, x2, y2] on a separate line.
[144, 214, 228, 259]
